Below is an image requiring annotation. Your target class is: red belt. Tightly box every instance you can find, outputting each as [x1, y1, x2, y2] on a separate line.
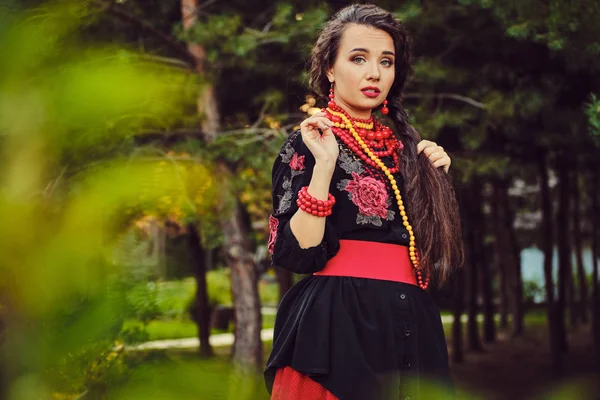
[313, 239, 417, 285]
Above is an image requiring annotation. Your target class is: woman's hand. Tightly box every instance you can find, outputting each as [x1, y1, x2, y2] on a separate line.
[300, 111, 339, 167]
[417, 140, 451, 173]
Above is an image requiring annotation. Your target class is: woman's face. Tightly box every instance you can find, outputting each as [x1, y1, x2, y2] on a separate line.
[326, 24, 395, 119]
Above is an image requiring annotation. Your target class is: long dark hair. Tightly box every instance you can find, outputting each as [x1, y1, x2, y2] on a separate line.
[308, 4, 464, 284]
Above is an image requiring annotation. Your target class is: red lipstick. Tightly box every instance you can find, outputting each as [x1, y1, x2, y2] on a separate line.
[361, 86, 380, 98]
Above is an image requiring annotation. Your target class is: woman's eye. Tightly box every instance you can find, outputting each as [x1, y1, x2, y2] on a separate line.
[381, 59, 393, 67]
[352, 57, 366, 64]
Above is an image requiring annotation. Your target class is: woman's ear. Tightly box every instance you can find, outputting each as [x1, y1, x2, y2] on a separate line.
[326, 68, 334, 83]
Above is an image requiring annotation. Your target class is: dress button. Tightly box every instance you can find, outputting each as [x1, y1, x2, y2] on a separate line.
[400, 293, 406, 300]
[402, 233, 408, 239]
[405, 329, 411, 337]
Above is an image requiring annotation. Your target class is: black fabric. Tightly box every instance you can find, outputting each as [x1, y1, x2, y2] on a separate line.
[265, 130, 454, 400]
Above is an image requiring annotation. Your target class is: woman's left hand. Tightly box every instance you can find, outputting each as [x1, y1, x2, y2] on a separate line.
[417, 140, 451, 173]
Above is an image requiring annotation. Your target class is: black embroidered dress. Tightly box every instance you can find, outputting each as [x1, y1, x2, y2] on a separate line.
[264, 129, 454, 400]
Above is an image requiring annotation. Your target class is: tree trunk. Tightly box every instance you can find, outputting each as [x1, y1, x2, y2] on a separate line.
[481, 240, 496, 343]
[187, 223, 214, 358]
[181, 0, 262, 370]
[474, 179, 495, 342]
[181, 0, 219, 138]
[452, 268, 465, 364]
[467, 236, 482, 351]
[222, 197, 263, 369]
[496, 178, 524, 337]
[507, 214, 524, 336]
[537, 149, 561, 374]
[453, 181, 468, 363]
[491, 181, 510, 330]
[591, 162, 600, 369]
[275, 267, 293, 304]
[572, 162, 588, 325]
[498, 262, 509, 330]
[567, 244, 577, 330]
[149, 218, 167, 278]
[464, 180, 482, 352]
[556, 152, 570, 352]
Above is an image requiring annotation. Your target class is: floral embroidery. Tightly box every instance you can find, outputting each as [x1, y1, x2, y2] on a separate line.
[289, 152, 305, 171]
[276, 136, 306, 214]
[345, 172, 388, 218]
[337, 172, 395, 226]
[280, 140, 296, 163]
[337, 149, 364, 175]
[268, 214, 279, 255]
[276, 176, 294, 214]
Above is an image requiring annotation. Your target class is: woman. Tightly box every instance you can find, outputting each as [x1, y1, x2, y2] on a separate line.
[265, 4, 464, 400]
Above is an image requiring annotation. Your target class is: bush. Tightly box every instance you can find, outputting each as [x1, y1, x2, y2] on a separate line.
[523, 280, 544, 305]
[207, 268, 233, 306]
[259, 279, 279, 307]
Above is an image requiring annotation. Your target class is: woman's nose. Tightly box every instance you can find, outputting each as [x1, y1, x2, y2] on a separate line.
[366, 64, 380, 81]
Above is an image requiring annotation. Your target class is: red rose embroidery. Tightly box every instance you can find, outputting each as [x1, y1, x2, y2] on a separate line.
[268, 215, 279, 255]
[345, 172, 389, 218]
[289, 152, 305, 171]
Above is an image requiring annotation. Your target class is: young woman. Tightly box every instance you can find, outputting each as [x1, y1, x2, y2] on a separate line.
[265, 4, 464, 400]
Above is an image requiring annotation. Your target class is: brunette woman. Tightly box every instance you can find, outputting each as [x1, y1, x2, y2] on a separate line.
[265, 4, 463, 400]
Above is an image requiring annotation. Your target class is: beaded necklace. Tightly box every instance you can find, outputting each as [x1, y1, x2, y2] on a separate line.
[324, 106, 430, 290]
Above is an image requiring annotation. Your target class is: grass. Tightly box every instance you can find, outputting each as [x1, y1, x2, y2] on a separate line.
[129, 310, 547, 345]
[112, 349, 273, 400]
[123, 312, 277, 342]
[155, 275, 280, 312]
[113, 313, 562, 400]
[127, 276, 552, 344]
[120, 275, 279, 343]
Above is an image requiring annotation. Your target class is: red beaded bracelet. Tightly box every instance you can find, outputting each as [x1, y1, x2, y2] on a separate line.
[296, 186, 336, 217]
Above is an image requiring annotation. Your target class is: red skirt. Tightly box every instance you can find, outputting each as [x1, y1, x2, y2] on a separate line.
[271, 366, 339, 400]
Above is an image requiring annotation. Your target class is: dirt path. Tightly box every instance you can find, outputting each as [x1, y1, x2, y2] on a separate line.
[451, 325, 599, 400]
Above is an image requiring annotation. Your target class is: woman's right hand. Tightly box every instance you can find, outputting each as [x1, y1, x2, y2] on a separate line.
[299, 111, 339, 165]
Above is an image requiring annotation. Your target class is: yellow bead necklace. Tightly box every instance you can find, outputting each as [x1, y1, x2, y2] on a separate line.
[326, 107, 430, 289]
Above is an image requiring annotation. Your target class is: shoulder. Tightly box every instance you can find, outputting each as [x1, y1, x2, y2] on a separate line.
[276, 129, 314, 163]
[281, 129, 303, 152]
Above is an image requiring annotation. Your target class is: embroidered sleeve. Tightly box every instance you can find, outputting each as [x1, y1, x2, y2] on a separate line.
[268, 130, 340, 274]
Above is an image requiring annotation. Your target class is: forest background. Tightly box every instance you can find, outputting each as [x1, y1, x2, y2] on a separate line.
[1, 0, 600, 399]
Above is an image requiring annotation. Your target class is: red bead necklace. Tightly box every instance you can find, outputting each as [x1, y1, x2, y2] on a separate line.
[324, 107, 402, 174]
[324, 101, 430, 290]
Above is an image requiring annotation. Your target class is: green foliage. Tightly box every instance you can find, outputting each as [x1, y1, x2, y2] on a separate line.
[207, 268, 233, 306]
[178, 2, 328, 71]
[123, 281, 162, 323]
[506, 22, 531, 39]
[412, 60, 468, 84]
[2, 0, 599, 398]
[30, 273, 153, 396]
[109, 353, 270, 400]
[466, 0, 600, 62]
[0, 3, 203, 398]
[585, 93, 600, 137]
[393, 2, 423, 22]
[522, 280, 545, 304]
[259, 280, 280, 307]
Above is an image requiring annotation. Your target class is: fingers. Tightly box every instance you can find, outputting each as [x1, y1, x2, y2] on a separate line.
[301, 115, 334, 138]
[432, 158, 450, 169]
[417, 139, 451, 171]
[417, 140, 432, 154]
[427, 151, 446, 163]
[418, 140, 445, 159]
[301, 115, 333, 130]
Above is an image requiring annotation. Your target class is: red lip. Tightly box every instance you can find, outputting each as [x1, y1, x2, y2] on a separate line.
[361, 86, 380, 98]
[361, 86, 380, 92]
